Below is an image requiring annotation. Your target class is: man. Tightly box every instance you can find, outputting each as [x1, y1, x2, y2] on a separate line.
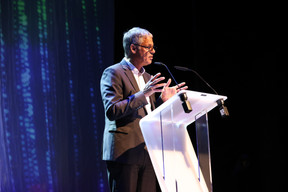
[100, 27, 187, 192]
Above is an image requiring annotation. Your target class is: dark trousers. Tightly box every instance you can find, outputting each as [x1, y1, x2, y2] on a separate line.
[106, 151, 159, 192]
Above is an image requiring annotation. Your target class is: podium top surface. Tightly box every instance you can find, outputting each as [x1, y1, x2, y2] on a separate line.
[141, 90, 227, 126]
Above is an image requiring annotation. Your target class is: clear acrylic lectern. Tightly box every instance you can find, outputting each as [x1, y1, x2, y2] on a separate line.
[140, 90, 227, 192]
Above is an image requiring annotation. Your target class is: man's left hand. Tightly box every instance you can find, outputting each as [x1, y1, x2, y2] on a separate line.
[160, 79, 188, 102]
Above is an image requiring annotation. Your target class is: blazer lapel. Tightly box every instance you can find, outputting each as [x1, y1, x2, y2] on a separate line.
[120, 59, 140, 92]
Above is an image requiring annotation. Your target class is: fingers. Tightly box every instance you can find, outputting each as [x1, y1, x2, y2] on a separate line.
[165, 78, 172, 88]
[149, 73, 165, 86]
[175, 82, 186, 88]
[176, 82, 188, 93]
[143, 73, 166, 97]
[151, 77, 165, 85]
[147, 74, 189, 95]
[177, 86, 188, 93]
[152, 83, 167, 91]
[172, 82, 188, 93]
[150, 73, 161, 81]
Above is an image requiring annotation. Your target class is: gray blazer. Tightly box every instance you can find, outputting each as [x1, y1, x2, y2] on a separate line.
[100, 59, 162, 163]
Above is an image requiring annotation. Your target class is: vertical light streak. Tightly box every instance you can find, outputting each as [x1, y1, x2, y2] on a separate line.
[91, 0, 105, 191]
[64, 1, 80, 190]
[0, 1, 15, 191]
[14, 0, 39, 190]
[36, 0, 54, 191]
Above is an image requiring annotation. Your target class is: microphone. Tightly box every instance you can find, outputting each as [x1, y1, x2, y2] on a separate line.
[174, 65, 229, 117]
[174, 66, 218, 95]
[154, 62, 179, 85]
[154, 62, 192, 113]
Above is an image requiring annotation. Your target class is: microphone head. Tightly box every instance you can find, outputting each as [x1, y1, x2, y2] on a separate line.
[154, 62, 165, 65]
[174, 66, 190, 71]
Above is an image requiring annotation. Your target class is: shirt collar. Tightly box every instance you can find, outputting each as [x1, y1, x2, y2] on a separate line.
[124, 57, 145, 75]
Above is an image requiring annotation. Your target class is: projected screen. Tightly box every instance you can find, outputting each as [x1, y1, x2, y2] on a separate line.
[0, 0, 112, 191]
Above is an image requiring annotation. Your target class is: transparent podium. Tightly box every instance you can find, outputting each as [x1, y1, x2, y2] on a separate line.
[140, 90, 227, 192]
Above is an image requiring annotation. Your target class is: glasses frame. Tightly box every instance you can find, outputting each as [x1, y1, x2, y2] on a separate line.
[133, 43, 156, 52]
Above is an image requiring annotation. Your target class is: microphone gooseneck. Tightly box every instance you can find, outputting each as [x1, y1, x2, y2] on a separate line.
[174, 66, 218, 95]
[154, 62, 179, 85]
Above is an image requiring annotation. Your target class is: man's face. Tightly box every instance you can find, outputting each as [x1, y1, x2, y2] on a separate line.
[134, 35, 155, 66]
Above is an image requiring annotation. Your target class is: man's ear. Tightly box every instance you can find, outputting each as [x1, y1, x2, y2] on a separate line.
[130, 44, 137, 54]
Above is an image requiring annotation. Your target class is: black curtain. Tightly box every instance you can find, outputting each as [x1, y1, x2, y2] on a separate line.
[114, 0, 286, 191]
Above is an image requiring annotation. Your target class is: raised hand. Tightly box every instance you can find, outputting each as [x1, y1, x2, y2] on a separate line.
[142, 73, 166, 97]
[160, 78, 188, 102]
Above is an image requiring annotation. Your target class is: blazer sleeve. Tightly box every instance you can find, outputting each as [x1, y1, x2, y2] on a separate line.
[100, 66, 148, 121]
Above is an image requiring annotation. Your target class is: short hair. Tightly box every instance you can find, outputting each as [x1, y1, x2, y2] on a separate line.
[123, 27, 153, 58]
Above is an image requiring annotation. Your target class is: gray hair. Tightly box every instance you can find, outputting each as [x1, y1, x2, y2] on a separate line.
[123, 27, 153, 58]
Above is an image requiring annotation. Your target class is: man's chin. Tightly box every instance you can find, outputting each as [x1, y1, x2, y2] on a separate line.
[146, 59, 153, 65]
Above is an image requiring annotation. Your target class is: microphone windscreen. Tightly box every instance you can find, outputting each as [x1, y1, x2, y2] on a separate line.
[154, 62, 164, 65]
[174, 66, 190, 71]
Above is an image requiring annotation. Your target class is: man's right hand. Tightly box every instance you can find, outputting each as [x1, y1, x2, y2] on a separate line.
[142, 73, 166, 97]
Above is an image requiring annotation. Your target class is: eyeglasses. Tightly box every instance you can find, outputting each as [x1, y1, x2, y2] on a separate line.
[133, 44, 156, 52]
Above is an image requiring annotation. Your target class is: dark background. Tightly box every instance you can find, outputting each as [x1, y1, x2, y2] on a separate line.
[114, 0, 286, 191]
